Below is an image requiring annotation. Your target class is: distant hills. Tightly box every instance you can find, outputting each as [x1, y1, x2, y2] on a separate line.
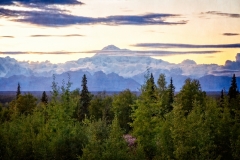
[0, 45, 239, 91]
[0, 70, 238, 92]
[0, 70, 140, 91]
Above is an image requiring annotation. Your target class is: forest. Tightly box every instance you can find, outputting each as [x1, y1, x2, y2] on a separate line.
[0, 72, 240, 160]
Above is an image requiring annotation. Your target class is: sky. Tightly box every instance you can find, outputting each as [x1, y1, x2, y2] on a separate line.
[0, 0, 240, 64]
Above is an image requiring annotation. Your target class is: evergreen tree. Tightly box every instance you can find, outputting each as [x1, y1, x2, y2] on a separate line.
[156, 74, 168, 117]
[157, 74, 167, 94]
[16, 82, 21, 99]
[167, 77, 175, 112]
[220, 89, 224, 108]
[228, 74, 239, 100]
[146, 73, 157, 100]
[41, 91, 48, 105]
[78, 74, 91, 121]
[132, 73, 160, 159]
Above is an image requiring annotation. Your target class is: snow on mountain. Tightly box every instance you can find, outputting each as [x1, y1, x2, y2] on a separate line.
[0, 45, 232, 80]
[102, 45, 120, 51]
[0, 45, 239, 91]
[181, 59, 197, 65]
[0, 56, 33, 77]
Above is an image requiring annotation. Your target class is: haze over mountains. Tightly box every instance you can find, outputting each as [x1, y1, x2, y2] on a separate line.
[0, 45, 239, 91]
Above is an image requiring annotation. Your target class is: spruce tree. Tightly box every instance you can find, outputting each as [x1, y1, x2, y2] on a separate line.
[132, 73, 160, 159]
[156, 74, 168, 116]
[78, 74, 91, 121]
[16, 82, 21, 99]
[146, 73, 156, 100]
[41, 91, 48, 105]
[157, 74, 167, 94]
[228, 74, 238, 100]
[167, 77, 175, 112]
[220, 89, 224, 108]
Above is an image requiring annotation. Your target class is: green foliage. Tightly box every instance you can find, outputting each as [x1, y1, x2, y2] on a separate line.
[131, 73, 162, 159]
[89, 92, 114, 123]
[175, 78, 206, 116]
[156, 74, 175, 116]
[157, 74, 167, 95]
[51, 74, 59, 104]
[0, 105, 11, 123]
[0, 76, 87, 160]
[1, 73, 240, 159]
[154, 113, 174, 160]
[77, 74, 91, 121]
[171, 99, 217, 159]
[80, 117, 134, 160]
[102, 116, 130, 159]
[157, 74, 168, 110]
[10, 93, 37, 115]
[112, 89, 137, 133]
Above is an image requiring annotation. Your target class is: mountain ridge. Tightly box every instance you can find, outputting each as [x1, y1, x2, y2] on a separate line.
[0, 68, 237, 92]
[0, 45, 239, 91]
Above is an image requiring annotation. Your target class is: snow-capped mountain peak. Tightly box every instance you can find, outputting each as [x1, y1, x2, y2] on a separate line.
[101, 45, 120, 51]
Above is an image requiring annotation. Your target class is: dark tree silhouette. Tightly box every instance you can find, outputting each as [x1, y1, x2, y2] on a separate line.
[219, 89, 225, 108]
[167, 77, 175, 112]
[41, 91, 48, 105]
[228, 74, 239, 100]
[78, 74, 91, 121]
[16, 82, 21, 99]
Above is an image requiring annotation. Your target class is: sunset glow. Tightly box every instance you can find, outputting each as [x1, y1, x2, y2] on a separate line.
[0, 0, 240, 64]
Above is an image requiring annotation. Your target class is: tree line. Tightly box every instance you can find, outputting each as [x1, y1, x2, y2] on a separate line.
[0, 73, 240, 160]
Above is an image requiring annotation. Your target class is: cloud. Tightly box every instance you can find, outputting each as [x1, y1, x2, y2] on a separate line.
[222, 53, 240, 70]
[211, 70, 239, 74]
[210, 69, 240, 77]
[0, 50, 220, 56]
[65, 34, 83, 37]
[223, 33, 239, 36]
[30, 34, 83, 37]
[133, 43, 240, 49]
[95, 49, 220, 57]
[0, 51, 86, 54]
[0, 36, 14, 38]
[0, 0, 83, 5]
[203, 11, 240, 18]
[0, 8, 187, 26]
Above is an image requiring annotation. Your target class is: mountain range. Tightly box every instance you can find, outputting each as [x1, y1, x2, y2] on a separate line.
[0, 45, 239, 91]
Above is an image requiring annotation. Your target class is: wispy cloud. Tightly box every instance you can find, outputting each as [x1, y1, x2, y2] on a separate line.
[0, 50, 220, 56]
[223, 33, 239, 36]
[133, 43, 240, 49]
[211, 70, 240, 74]
[202, 11, 240, 18]
[0, 0, 83, 5]
[94, 49, 220, 57]
[210, 69, 240, 77]
[0, 36, 14, 38]
[30, 34, 83, 37]
[0, 8, 187, 26]
[65, 34, 83, 37]
[0, 51, 86, 54]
